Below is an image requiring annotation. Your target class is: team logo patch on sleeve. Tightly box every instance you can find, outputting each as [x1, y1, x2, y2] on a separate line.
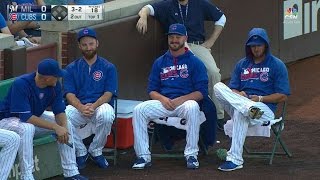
[93, 70, 103, 81]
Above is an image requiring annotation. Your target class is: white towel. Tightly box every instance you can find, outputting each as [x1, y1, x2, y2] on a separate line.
[152, 111, 206, 130]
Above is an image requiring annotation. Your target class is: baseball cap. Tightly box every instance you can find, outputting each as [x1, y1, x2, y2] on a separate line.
[77, 27, 97, 42]
[37, 58, 66, 77]
[167, 23, 187, 36]
[246, 35, 265, 46]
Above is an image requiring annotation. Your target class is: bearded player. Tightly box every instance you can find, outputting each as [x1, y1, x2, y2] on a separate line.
[64, 28, 118, 169]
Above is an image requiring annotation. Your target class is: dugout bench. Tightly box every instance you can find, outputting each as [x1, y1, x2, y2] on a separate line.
[0, 78, 63, 180]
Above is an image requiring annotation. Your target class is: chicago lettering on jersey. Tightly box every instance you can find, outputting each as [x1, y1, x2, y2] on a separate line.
[160, 64, 188, 80]
[241, 67, 270, 81]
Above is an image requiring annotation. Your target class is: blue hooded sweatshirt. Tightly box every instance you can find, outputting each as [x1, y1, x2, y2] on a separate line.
[148, 49, 208, 99]
[229, 28, 290, 112]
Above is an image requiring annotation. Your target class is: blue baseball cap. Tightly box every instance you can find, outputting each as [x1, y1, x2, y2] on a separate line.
[167, 23, 187, 36]
[37, 58, 66, 77]
[246, 35, 265, 46]
[77, 27, 97, 42]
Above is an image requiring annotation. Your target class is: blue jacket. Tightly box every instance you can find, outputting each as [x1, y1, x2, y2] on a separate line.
[0, 73, 66, 122]
[229, 28, 291, 112]
[148, 49, 208, 99]
[63, 56, 118, 105]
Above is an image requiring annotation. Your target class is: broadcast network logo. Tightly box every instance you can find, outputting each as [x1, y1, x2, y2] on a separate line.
[283, 0, 320, 40]
[284, 4, 298, 19]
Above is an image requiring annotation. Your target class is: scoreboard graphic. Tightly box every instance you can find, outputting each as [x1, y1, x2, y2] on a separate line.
[7, 5, 103, 21]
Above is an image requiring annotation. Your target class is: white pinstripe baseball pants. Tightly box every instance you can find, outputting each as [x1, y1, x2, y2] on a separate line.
[214, 82, 274, 165]
[0, 112, 80, 179]
[133, 100, 202, 162]
[0, 118, 35, 180]
[66, 103, 114, 157]
[0, 129, 20, 180]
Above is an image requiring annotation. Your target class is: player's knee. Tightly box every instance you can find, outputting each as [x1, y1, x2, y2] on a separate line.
[23, 123, 35, 136]
[213, 82, 223, 92]
[4, 131, 20, 147]
[11, 132, 20, 148]
[96, 104, 115, 124]
[185, 100, 199, 111]
[133, 102, 147, 115]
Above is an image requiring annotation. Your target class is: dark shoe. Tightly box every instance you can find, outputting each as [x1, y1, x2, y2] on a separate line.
[76, 153, 89, 169]
[186, 156, 199, 169]
[132, 157, 152, 170]
[90, 154, 109, 169]
[218, 161, 243, 172]
[64, 174, 88, 180]
[248, 106, 264, 119]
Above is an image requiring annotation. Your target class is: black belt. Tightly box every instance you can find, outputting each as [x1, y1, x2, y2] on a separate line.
[188, 41, 204, 45]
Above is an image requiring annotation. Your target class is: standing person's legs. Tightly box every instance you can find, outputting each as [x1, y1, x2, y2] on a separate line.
[89, 103, 114, 157]
[39, 112, 79, 177]
[0, 118, 35, 180]
[0, 129, 20, 180]
[188, 43, 224, 120]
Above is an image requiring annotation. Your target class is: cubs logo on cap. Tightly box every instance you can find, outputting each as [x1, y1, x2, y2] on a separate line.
[167, 23, 187, 36]
[77, 27, 97, 41]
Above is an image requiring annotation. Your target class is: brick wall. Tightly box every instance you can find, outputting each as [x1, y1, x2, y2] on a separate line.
[61, 32, 76, 68]
[61, 32, 68, 68]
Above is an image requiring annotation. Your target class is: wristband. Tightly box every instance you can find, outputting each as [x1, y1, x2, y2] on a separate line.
[258, 96, 263, 102]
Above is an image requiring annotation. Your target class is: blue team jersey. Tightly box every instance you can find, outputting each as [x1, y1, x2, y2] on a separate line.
[148, 49, 208, 99]
[0, 73, 66, 122]
[67, 0, 104, 5]
[229, 28, 290, 112]
[0, 13, 6, 29]
[151, 0, 223, 42]
[63, 56, 118, 105]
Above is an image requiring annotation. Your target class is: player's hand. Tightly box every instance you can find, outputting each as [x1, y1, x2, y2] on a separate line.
[54, 125, 69, 144]
[136, 17, 148, 35]
[79, 104, 93, 117]
[160, 97, 175, 111]
[85, 103, 95, 116]
[249, 95, 259, 102]
[171, 97, 184, 108]
[239, 91, 248, 97]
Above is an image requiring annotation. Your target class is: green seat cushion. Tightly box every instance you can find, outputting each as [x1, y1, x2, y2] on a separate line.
[0, 78, 15, 100]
